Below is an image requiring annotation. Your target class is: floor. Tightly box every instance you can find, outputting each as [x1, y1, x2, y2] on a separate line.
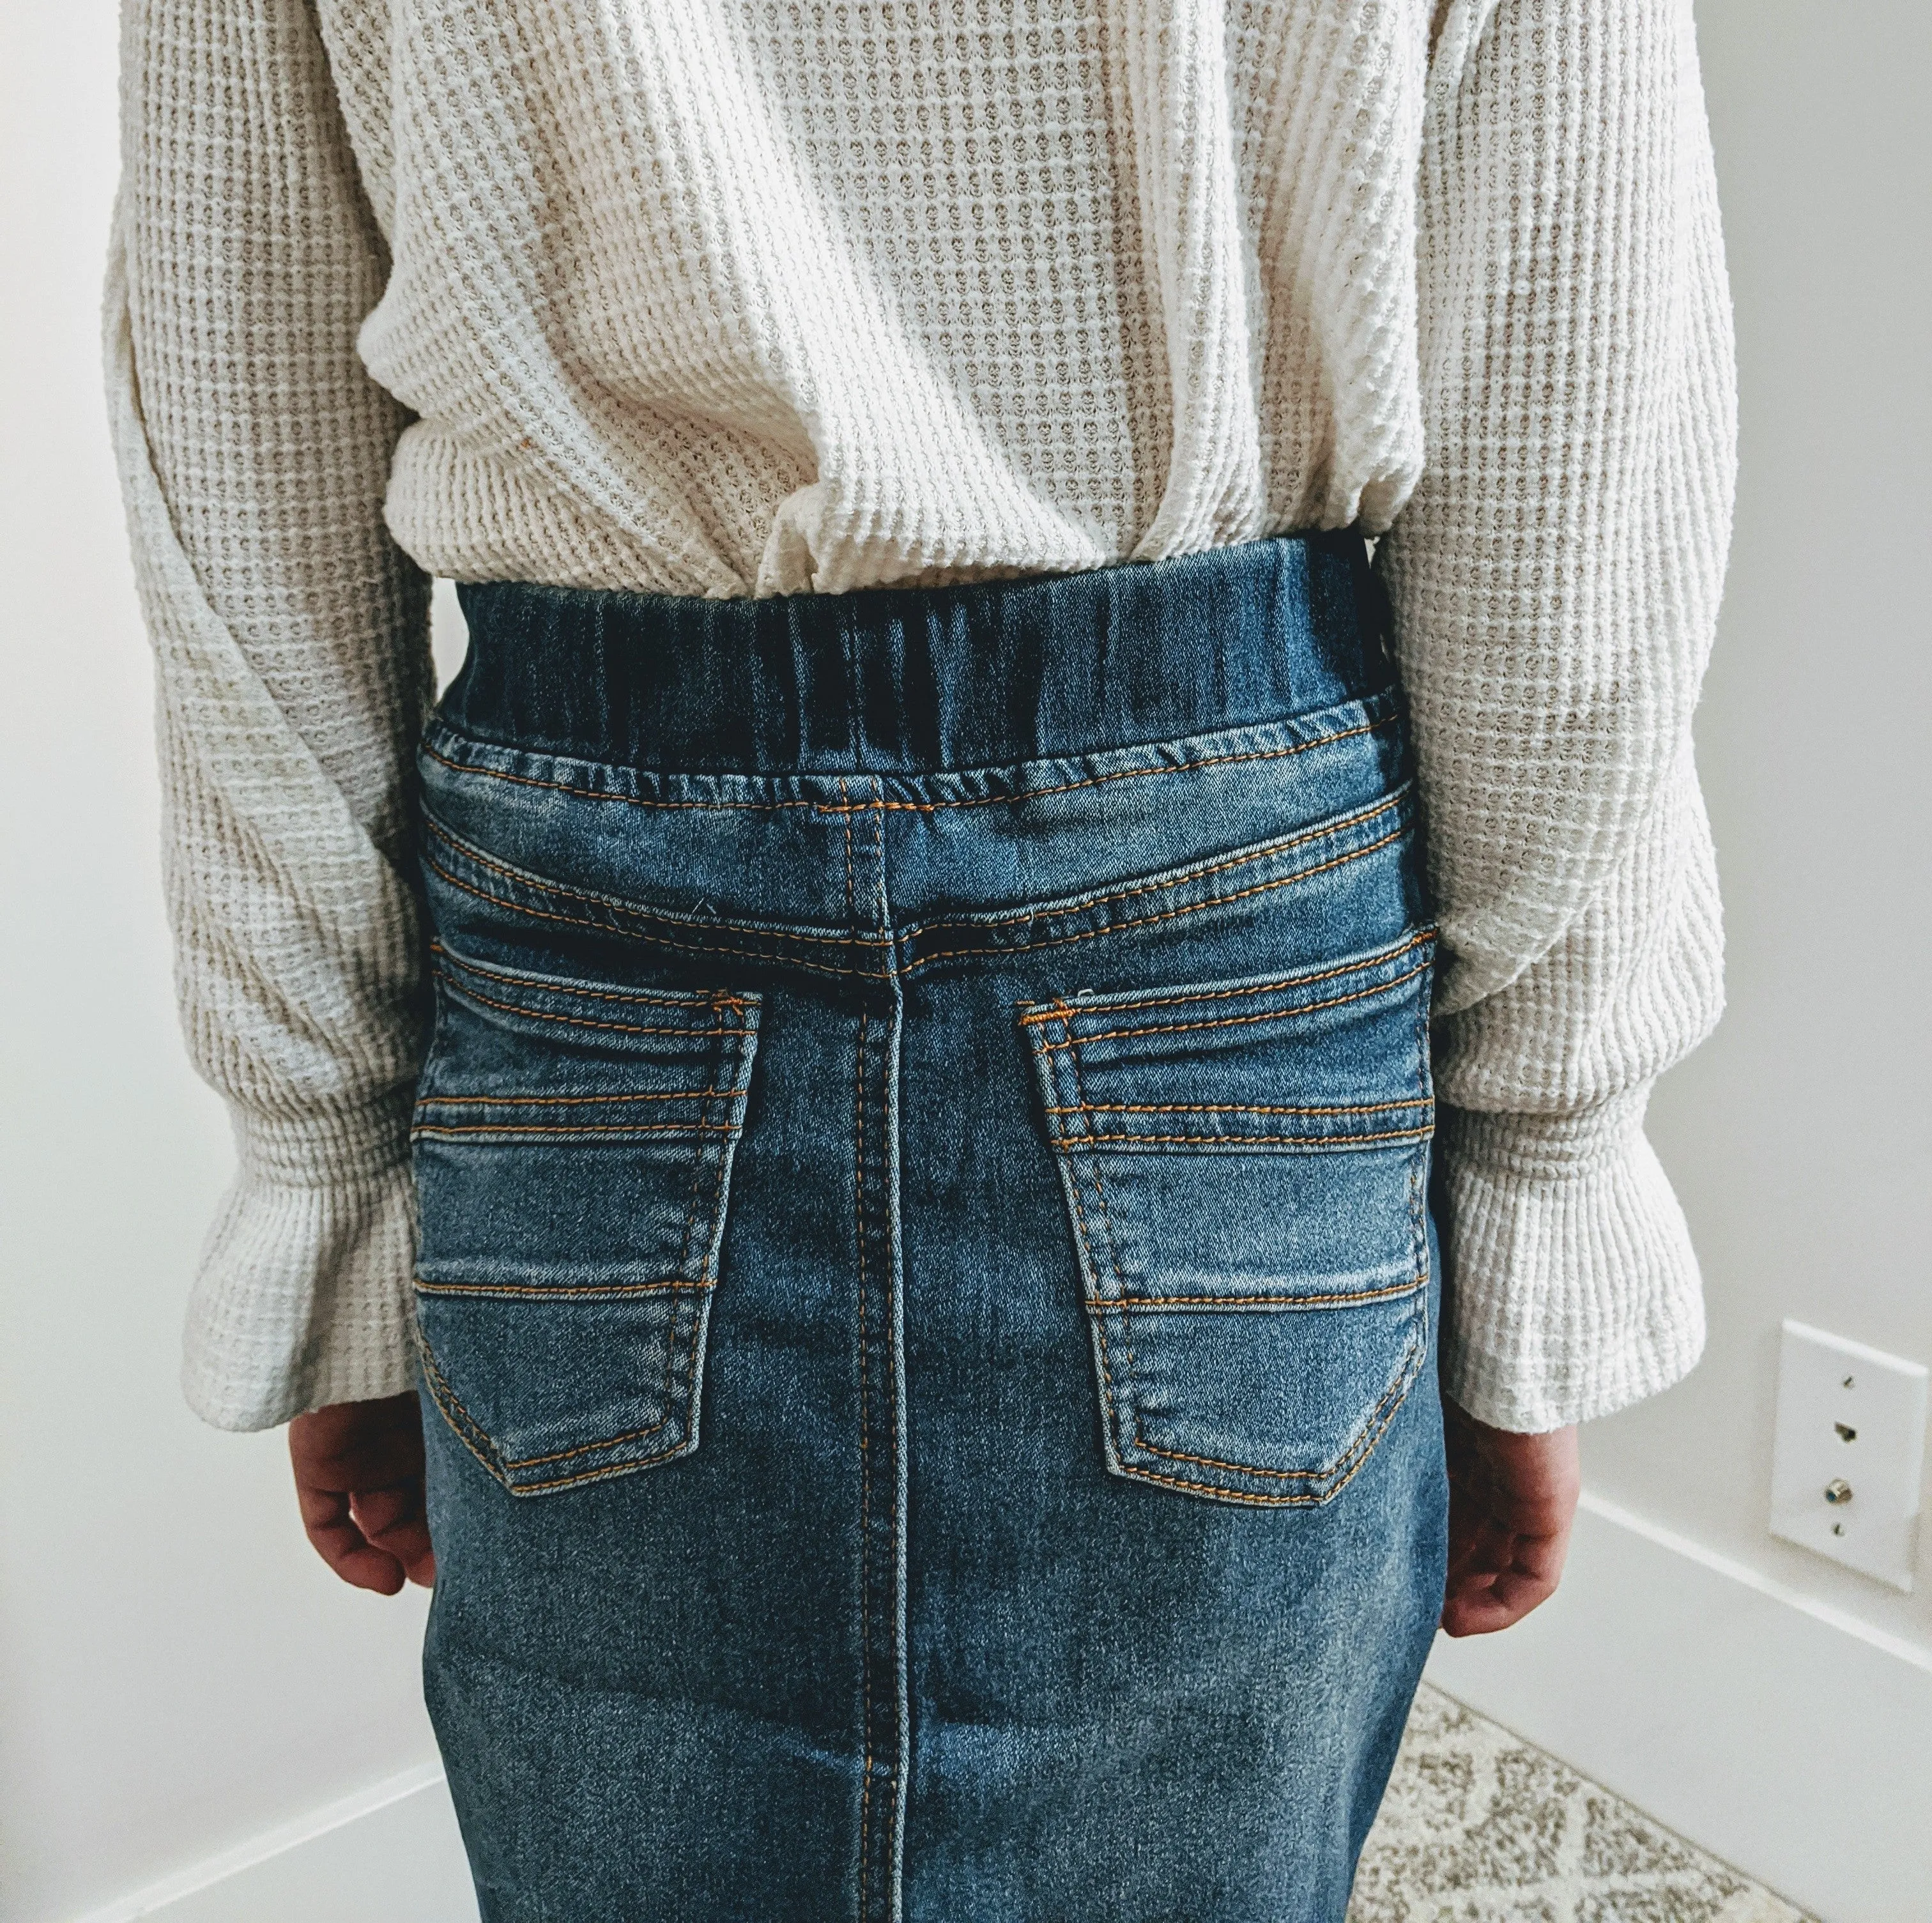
[1349, 1685, 1818, 1923]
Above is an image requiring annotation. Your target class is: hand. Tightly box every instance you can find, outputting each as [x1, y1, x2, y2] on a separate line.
[1439, 1398, 1579, 1637]
[289, 1393, 436, 1595]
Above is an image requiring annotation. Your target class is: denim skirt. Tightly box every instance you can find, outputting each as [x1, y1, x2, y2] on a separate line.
[411, 532, 1448, 1922]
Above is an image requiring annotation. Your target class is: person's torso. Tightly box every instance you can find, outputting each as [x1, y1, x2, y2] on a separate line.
[321, 1, 1438, 597]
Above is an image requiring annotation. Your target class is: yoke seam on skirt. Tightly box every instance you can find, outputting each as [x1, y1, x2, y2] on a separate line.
[417, 709, 1395, 815]
[420, 791, 1407, 953]
[418, 809, 1412, 983]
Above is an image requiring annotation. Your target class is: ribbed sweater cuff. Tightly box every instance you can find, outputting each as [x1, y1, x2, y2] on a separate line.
[181, 1090, 418, 1431]
[1435, 1091, 1706, 1432]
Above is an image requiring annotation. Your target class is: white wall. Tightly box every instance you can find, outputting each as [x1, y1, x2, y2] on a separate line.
[0, 10, 442, 1921]
[1423, 10, 1932, 1916]
[1591, 0, 1932, 1655]
[0, 4, 1926, 1921]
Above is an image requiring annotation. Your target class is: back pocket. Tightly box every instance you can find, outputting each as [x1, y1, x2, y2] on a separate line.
[1019, 930, 1435, 1506]
[411, 943, 760, 1495]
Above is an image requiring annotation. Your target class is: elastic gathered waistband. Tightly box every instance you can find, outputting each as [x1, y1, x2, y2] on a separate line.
[440, 532, 1391, 775]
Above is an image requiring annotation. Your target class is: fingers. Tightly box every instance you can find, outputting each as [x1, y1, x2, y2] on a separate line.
[295, 1481, 410, 1595]
[1438, 1402, 1581, 1637]
[289, 1395, 436, 1594]
[1442, 1578, 1531, 1637]
[352, 1484, 438, 1589]
[1439, 1516, 1574, 1636]
[1441, 1543, 1566, 1636]
[1439, 1580, 1506, 1637]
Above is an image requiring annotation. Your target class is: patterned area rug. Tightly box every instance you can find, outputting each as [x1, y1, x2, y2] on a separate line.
[1351, 1685, 1818, 1923]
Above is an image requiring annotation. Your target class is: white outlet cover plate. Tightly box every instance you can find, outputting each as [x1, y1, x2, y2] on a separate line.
[1769, 1319, 1927, 1592]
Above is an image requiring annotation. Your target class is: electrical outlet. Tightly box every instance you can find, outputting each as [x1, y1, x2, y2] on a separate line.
[1770, 1320, 1927, 1592]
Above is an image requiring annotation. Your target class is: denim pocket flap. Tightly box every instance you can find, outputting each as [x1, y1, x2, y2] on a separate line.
[1019, 930, 1434, 1505]
[411, 944, 761, 1495]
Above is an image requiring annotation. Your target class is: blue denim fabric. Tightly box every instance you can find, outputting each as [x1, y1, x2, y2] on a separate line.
[412, 533, 1448, 1923]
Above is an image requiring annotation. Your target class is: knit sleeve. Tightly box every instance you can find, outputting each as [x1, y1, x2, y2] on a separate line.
[106, 0, 433, 1430]
[1377, 0, 1738, 1430]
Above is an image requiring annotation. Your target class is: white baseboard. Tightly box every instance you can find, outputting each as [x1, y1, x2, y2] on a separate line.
[1425, 1492, 1932, 1923]
[73, 1766, 476, 1923]
[75, 1493, 1932, 1923]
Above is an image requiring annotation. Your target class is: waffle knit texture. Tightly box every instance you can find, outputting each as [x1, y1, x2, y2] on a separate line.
[107, 0, 1736, 1434]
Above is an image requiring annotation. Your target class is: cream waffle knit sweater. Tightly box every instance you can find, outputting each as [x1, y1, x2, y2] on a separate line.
[107, 0, 1736, 1434]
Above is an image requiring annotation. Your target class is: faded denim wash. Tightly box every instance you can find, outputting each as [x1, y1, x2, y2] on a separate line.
[411, 532, 1448, 1922]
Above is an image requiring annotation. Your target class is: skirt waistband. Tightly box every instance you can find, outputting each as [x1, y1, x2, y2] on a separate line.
[438, 532, 1391, 775]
